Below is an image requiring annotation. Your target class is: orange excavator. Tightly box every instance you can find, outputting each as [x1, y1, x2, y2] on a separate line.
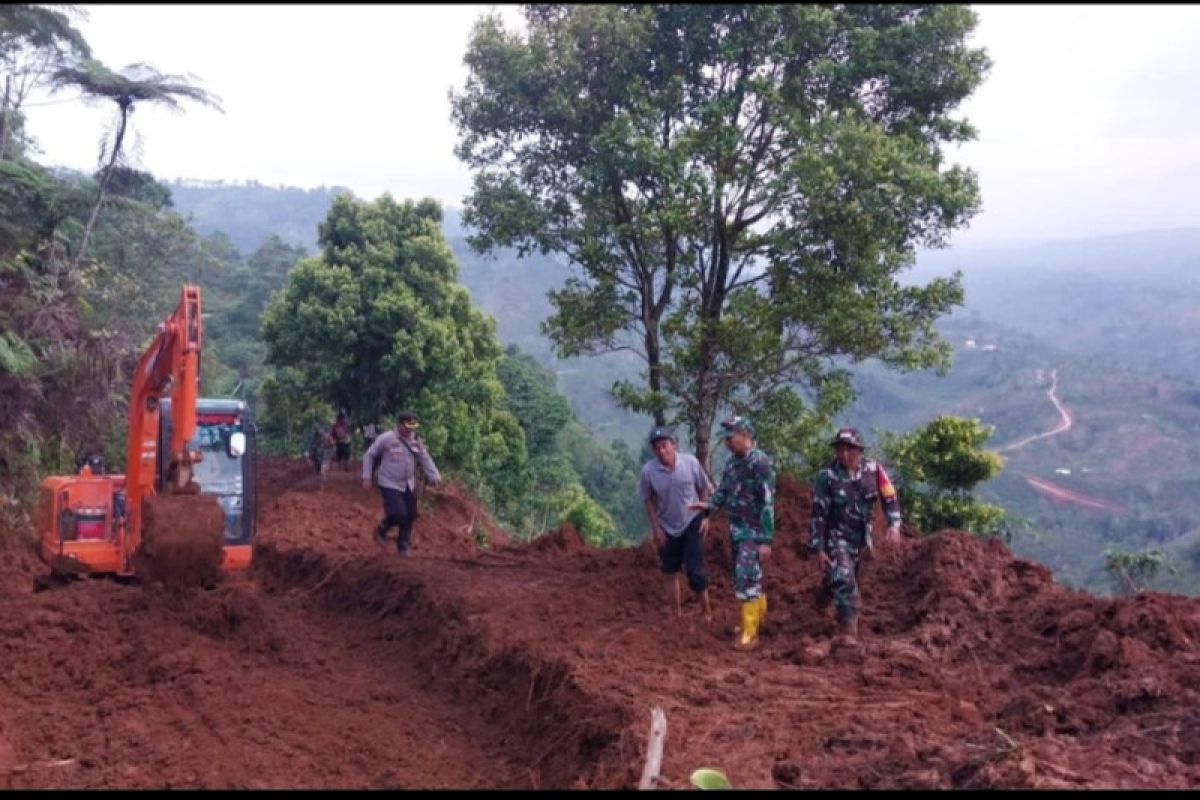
[36, 285, 256, 587]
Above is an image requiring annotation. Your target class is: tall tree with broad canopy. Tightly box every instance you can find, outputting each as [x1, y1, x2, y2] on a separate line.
[452, 4, 989, 465]
[261, 195, 531, 508]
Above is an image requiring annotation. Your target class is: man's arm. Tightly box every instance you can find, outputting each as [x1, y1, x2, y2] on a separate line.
[877, 463, 902, 539]
[810, 470, 831, 553]
[362, 432, 388, 483]
[755, 455, 776, 545]
[639, 469, 664, 542]
[709, 466, 730, 512]
[644, 498, 664, 541]
[417, 445, 442, 485]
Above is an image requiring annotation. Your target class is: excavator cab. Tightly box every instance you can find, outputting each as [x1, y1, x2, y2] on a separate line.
[159, 397, 257, 570]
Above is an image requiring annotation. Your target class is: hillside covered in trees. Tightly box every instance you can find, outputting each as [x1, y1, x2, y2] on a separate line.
[165, 176, 1200, 596]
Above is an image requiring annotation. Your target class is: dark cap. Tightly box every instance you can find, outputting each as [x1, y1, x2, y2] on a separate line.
[648, 426, 676, 445]
[831, 427, 865, 449]
[397, 410, 419, 428]
[717, 416, 755, 441]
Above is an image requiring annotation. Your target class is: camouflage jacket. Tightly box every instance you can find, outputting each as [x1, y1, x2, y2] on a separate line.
[711, 447, 776, 544]
[810, 459, 901, 552]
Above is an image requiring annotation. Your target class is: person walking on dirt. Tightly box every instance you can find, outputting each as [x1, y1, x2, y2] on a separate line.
[331, 412, 353, 471]
[362, 411, 442, 557]
[308, 424, 332, 476]
[640, 426, 715, 622]
[809, 427, 902, 645]
[688, 416, 776, 651]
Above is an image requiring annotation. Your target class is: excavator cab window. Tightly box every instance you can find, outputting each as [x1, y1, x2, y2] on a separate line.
[190, 414, 252, 545]
[160, 400, 256, 548]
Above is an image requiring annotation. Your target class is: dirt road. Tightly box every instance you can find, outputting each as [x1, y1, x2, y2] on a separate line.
[997, 369, 1073, 453]
[1022, 473, 1124, 514]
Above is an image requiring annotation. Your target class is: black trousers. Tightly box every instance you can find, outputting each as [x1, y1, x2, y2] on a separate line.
[658, 515, 709, 592]
[378, 486, 419, 550]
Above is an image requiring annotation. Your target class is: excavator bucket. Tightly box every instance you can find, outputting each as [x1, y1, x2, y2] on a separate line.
[137, 493, 226, 588]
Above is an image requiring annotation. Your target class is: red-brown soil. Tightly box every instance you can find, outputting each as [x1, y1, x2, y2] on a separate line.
[0, 461, 1196, 789]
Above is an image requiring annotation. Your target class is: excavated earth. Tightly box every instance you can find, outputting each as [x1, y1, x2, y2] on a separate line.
[0, 458, 1197, 789]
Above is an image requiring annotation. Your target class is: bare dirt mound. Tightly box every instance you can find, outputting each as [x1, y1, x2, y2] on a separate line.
[514, 523, 587, 555]
[256, 466, 510, 556]
[1, 459, 1197, 789]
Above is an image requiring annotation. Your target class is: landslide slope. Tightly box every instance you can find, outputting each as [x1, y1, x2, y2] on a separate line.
[1, 459, 1196, 789]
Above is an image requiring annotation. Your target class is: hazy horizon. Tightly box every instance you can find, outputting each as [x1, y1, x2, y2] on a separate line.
[21, 5, 1200, 248]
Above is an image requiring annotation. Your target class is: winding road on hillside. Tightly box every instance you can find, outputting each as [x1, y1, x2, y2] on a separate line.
[993, 369, 1124, 514]
[996, 369, 1072, 453]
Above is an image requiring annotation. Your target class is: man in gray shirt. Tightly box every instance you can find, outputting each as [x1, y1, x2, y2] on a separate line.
[362, 410, 442, 557]
[640, 426, 714, 621]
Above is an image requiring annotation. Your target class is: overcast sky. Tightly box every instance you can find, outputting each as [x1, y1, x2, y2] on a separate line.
[21, 4, 1200, 246]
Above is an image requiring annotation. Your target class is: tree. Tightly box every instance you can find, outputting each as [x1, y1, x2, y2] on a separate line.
[261, 194, 531, 509]
[453, 4, 988, 466]
[206, 234, 306, 397]
[0, 4, 91, 159]
[881, 415, 1007, 537]
[498, 345, 573, 456]
[51, 59, 222, 268]
[1102, 548, 1173, 597]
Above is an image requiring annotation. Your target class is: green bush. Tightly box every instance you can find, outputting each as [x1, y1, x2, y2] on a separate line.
[882, 415, 1008, 538]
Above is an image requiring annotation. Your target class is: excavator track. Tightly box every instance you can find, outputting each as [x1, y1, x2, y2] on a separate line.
[137, 493, 227, 588]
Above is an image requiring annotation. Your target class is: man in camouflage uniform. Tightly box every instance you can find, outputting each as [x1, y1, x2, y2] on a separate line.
[690, 416, 775, 651]
[809, 427, 902, 644]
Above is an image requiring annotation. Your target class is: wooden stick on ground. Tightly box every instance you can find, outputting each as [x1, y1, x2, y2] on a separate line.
[638, 706, 667, 790]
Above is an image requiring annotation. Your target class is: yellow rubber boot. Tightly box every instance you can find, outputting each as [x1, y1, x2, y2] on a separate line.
[735, 600, 762, 651]
[735, 596, 768, 635]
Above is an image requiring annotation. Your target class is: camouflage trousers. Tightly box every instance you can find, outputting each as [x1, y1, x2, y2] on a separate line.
[820, 540, 863, 614]
[732, 539, 764, 602]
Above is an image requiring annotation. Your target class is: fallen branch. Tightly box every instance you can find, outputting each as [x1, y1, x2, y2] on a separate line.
[638, 706, 667, 790]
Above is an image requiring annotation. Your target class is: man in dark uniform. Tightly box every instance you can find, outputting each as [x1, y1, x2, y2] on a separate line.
[809, 427, 902, 644]
[362, 411, 442, 557]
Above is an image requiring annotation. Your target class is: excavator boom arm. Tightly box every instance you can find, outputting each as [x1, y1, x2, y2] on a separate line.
[122, 285, 203, 565]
